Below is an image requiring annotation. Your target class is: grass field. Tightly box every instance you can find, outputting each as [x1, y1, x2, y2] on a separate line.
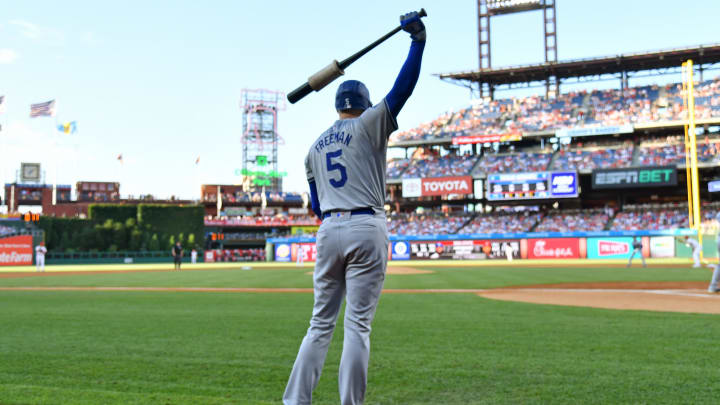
[1, 262, 719, 404]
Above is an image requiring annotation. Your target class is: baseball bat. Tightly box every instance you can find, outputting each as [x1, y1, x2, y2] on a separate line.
[287, 8, 427, 104]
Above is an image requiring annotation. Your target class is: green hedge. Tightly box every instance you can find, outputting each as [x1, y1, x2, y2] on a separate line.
[37, 204, 204, 253]
[87, 204, 138, 224]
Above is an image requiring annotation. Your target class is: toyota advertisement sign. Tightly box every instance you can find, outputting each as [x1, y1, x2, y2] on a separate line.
[402, 176, 473, 198]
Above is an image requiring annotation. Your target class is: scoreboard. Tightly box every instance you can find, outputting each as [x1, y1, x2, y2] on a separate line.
[487, 171, 578, 201]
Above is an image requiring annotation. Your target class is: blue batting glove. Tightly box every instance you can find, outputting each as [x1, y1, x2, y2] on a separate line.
[400, 11, 426, 42]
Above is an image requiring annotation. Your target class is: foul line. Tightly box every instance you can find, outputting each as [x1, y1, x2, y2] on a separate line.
[0, 286, 718, 298]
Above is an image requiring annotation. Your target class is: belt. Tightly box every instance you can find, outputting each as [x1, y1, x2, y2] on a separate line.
[322, 208, 375, 219]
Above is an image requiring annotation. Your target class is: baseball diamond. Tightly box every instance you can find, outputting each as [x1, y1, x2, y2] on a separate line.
[3, 1, 720, 405]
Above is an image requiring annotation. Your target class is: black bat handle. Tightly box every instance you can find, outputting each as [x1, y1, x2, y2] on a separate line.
[288, 83, 314, 104]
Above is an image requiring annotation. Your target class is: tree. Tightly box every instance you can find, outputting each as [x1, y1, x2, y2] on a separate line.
[148, 234, 160, 251]
[187, 233, 196, 248]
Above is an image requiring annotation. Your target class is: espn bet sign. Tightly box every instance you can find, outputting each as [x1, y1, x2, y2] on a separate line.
[592, 166, 677, 189]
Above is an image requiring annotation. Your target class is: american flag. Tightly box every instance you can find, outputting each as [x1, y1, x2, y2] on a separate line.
[30, 99, 56, 118]
[0, 96, 5, 114]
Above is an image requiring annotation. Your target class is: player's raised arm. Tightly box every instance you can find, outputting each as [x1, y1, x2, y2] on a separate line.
[385, 11, 426, 119]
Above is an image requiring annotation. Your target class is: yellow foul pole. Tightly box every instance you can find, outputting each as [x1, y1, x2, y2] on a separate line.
[681, 70, 693, 228]
[683, 60, 702, 256]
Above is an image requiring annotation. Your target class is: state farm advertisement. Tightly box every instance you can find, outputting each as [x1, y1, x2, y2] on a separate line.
[409, 239, 520, 260]
[526, 238, 583, 259]
[0, 235, 33, 266]
[420, 176, 473, 196]
[587, 237, 633, 259]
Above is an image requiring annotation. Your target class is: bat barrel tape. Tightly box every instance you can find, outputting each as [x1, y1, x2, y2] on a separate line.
[307, 60, 344, 91]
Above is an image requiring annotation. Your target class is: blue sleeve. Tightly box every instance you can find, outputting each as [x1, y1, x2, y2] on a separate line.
[308, 180, 322, 219]
[386, 40, 425, 118]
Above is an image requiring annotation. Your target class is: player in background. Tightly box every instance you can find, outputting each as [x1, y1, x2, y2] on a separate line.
[627, 236, 646, 268]
[504, 242, 514, 262]
[283, 11, 425, 405]
[295, 245, 305, 267]
[708, 213, 720, 293]
[683, 236, 701, 268]
[191, 248, 198, 264]
[35, 242, 47, 272]
[171, 241, 183, 271]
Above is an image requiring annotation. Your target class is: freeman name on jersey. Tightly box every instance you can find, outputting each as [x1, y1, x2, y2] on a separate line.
[314, 130, 353, 153]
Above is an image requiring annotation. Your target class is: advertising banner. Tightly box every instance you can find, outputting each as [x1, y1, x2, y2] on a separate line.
[587, 237, 633, 259]
[527, 238, 582, 259]
[650, 236, 675, 258]
[391, 241, 410, 260]
[204, 250, 216, 263]
[292, 243, 317, 262]
[420, 176, 473, 196]
[408, 239, 520, 260]
[592, 166, 677, 189]
[402, 178, 422, 198]
[487, 171, 578, 201]
[290, 226, 319, 236]
[709, 180, 720, 193]
[451, 133, 522, 145]
[0, 235, 33, 266]
[556, 124, 633, 138]
[275, 243, 292, 262]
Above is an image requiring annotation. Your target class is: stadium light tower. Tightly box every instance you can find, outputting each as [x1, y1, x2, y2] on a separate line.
[478, 0, 557, 98]
[240, 89, 286, 192]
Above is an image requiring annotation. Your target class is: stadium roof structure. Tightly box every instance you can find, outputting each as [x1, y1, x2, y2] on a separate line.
[438, 44, 720, 94]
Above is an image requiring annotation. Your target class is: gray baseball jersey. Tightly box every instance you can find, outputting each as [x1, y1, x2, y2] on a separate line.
[305, 98, 398, 214]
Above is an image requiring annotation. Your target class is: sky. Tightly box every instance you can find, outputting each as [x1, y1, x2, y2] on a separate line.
[0, 0, 719, 200]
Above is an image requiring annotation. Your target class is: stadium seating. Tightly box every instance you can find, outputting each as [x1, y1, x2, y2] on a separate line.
[474, 151, 552, 174]
[387, 158, 411, 179]
[402, 153, 479, 178]
[551, 142, 633, 172]
[389, 76, 720, 144]
[610, 204, 689, 230]
[460, 211, 542, 234]
[0, 225, 14, 236]
[534, 209, 609, 232]
[387, 213, 470, 236]
[636, 135, 720, 167]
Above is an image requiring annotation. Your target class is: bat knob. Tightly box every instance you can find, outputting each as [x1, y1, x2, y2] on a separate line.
[418, 8, 427, 17]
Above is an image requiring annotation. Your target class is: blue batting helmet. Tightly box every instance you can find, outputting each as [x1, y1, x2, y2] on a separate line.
[335, 80, 371, 112]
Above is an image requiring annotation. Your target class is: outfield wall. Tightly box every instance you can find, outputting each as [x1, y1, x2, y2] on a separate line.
[267, 229, 713, 262]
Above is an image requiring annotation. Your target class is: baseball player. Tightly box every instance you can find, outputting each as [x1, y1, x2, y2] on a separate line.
[283, 11, 426, 405]
[171, 241, 183, 271]
[708, 213, 720, 293]
[683, 236, 701, 268]
[626, 236, 646, 268]
[35, 242, 47, 272]
[295, 244, 305, 266]
[191, 248, 198, 264]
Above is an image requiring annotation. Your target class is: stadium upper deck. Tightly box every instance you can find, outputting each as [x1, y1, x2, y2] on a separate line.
[390, 76, 720, 146]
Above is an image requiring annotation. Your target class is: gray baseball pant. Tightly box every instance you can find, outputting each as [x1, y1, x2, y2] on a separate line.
[283, 212, 388, 405]
[710, 265, 720, 292]
[627, 248, 646, 267]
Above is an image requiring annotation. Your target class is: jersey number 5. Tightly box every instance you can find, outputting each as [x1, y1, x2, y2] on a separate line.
[325, 150, 347, 188]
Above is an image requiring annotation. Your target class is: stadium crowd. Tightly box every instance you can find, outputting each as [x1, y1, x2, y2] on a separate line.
[534, 209, 609, 232]
[386, 213, 470, 236]
[461, 211, 543, 234]
[389, 76, 720, 144]
[609, 205, 689, 231]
